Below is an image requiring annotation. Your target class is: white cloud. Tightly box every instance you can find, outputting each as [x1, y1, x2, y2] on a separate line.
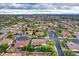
[0, 3, 79, 10]
[0, 9, 79, 14]
[71, 6, 79, 11]
[11, 3, 23, 7]
[0, 3, 79, 14]
[0, 0, 79, 3]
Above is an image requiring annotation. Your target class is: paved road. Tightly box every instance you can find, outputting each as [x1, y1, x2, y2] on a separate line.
[48, 31, 64, 56]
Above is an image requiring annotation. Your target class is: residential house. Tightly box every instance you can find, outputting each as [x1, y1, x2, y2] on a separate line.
[35, 32, 44, 37]
[31, 39, 50, 46]
[15, 36, 30, 48]
[0, 38, 13, 45]
[66, 41, 79, 52]
[15, 40, 30, 48]
[62, 31, 71, 37]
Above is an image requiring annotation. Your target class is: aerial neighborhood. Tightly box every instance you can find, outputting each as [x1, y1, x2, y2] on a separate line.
[0, 15, 79, 56]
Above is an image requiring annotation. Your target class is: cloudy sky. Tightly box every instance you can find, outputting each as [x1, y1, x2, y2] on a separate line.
[0, 3, 79, 14]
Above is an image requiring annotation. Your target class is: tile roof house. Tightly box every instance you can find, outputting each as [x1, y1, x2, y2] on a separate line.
[15, 40, 30, 47]
[0, 38, 13, 45]
[15, 36, 30, 48]
[31, 39, 50, 46]
[35, 32, 44, 36]
[66, 41, 79, 52]
[62, 31, 71, 37]
[26, 31, 33, 35]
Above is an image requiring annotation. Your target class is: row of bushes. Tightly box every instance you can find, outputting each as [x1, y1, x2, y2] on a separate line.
[21, 41, 57, 56]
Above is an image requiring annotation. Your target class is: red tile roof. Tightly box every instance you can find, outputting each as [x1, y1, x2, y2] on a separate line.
[66, 41, 79, 51]
[15, 40, 30, 47]
[62, 31, 71, 36]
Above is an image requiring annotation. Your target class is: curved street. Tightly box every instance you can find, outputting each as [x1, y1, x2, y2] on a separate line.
[48, 31, 64, 56]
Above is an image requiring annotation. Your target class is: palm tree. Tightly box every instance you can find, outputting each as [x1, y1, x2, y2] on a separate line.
[6, 31, 16, 40]
[6, 31, 16, 47]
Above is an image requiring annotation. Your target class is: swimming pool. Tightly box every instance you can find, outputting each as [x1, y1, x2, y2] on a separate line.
[16, 36, 29, 41]
[71, 39, 79, 44]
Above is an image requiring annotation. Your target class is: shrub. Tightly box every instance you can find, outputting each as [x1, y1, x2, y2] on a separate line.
[21, 44, 35, 52]
[0, 43, 9, 52]
[64, 50, 76, 56]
